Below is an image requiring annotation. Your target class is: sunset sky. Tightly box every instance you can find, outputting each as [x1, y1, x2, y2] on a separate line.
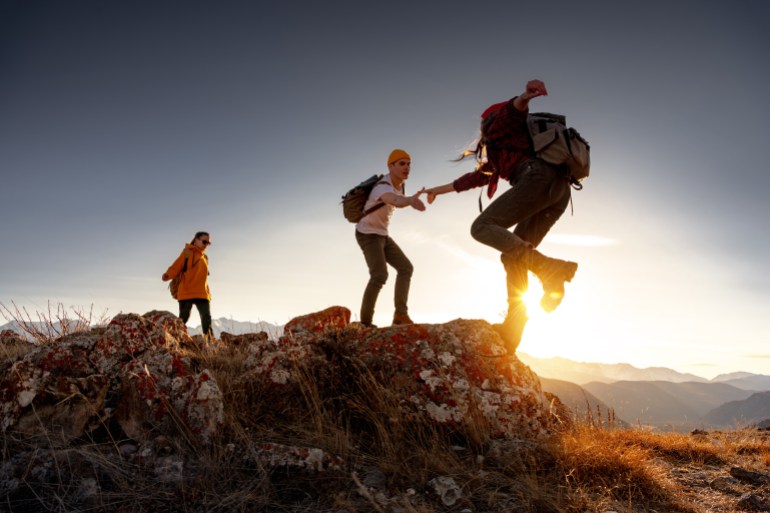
[2, 0, 769, 379]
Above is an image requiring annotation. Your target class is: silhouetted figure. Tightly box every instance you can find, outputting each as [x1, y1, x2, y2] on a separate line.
[425, 80, 578, 352]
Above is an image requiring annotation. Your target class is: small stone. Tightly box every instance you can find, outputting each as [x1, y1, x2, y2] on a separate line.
[119, 443, 137, 459]
[731, 467, 770, 485]
[428, 476, 462, 507]
[710, 476, 739, 492]
[362, 468, 386, 489]
[737, 493, 770, 511]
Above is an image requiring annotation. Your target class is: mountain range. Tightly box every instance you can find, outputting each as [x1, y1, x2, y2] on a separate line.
[518, 353, 770, 431]
[186, 317, 283, 338]
[703, 391, 770, 427]
[517, 353, 770, 391]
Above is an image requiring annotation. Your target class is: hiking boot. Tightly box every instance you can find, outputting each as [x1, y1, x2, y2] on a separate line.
[499, 251, 521, 273]
[532, 256, 578, 312]
[392, 313, 414, 326]
[492, 312, 528, 354]
[500, 251, 530, 300]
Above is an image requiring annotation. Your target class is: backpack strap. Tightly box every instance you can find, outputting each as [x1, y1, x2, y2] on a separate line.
[362, 202, 387, 217]
[180, 248, 199, 277]
[181, 249, 190, 273]
[361, 178, 396, 217]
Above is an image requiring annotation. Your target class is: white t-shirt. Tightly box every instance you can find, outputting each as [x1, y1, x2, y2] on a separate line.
[355, 176, 402, 236]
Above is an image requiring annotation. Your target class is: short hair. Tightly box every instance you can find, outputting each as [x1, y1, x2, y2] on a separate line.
[190, 231, 210, 244]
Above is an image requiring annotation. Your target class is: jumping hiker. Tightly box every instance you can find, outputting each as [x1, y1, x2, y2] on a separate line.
[424, 80, 578, 353]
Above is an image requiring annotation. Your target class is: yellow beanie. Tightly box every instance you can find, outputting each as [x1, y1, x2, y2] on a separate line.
[387, 149, 411, 165]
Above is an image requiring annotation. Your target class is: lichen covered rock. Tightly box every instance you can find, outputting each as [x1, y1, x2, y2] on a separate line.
[1, 311, 222, 444]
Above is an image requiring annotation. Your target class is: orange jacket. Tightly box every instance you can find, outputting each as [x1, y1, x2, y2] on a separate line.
[165, 244, 211, 301]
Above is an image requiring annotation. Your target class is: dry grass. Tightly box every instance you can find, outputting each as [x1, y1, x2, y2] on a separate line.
[551, 423, 770, 513]
[554, 424, 700, 512]
[2, 325, 769, 512]
[0, 300, 108, 344]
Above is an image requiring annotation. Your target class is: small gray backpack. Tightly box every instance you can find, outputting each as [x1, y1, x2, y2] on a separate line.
[527, 112, 591, 187]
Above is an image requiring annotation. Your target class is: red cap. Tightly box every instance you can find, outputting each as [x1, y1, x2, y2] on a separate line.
[481, 101, 507, 119]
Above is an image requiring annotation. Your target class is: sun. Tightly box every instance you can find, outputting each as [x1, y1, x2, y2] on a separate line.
[521, 279, 549, 321]
[514, 272, 599, 361]
[420, 246, 599, 362]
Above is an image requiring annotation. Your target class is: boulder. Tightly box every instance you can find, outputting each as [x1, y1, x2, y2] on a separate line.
[1, 311, 223, 445]
[244, 311, 558, 440]
[284, 305, 351, 335]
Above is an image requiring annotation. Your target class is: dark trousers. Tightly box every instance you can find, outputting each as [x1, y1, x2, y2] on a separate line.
[179, 298, 212, 337]
[355, 231, 413, 325]
[470, 159, 571, 310]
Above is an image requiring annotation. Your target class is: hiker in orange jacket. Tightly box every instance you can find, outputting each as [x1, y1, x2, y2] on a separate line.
[162, 231, 213, 338]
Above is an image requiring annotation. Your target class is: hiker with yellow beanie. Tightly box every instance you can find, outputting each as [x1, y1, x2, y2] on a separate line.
[355, 149, 426, 327]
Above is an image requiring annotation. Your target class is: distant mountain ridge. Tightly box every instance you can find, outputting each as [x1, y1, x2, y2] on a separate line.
[581, 380, 755, 429]
[711, 374, 770, 391]
[539, 376, 770, 431]
[538, 377, 628, 428]
[703, 391, 770, 427]
[517, 353, 707, 384]
[1, 317, 284, 341]
[187, 317, 284, 338]
[517, 353, 770, 431]
[518, 352, 770, 391]
[0, 319, 87, 341]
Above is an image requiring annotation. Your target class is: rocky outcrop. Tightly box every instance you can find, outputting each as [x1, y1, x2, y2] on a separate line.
[1, 305, 563, 512]
[1, 306, 558, 445]
[1, 311, 223, 444]
[226, 305, 560, 442]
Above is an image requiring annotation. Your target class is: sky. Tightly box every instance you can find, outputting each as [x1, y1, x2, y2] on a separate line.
[2, 0, 769, 379]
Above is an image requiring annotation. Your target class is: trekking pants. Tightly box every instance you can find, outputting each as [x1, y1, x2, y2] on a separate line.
[355, 231, 413, 325]
[179, 298, 213, 337]
[470, 159, 571, 309]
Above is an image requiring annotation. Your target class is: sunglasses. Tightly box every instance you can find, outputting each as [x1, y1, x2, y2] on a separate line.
[200, 239, 211, 246]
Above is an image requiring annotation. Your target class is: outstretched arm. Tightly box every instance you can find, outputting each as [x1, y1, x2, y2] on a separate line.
[512, 79, 548, 111]
[423, 183, 455, 204]
[380, 190, 426, 211]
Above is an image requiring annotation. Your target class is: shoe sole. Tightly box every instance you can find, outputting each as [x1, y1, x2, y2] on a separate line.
[562, 261, 578, 282]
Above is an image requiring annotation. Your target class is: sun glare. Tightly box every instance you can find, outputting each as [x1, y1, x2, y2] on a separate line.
[511, 272, 600, 362]
[521, 280, 548, 321]
[423, 242, 601, 363]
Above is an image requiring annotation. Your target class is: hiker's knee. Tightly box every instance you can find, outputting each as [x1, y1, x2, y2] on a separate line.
[398, 260, 413, 278]
[369, 269, 388, 286]
[470, 217, 489, 243]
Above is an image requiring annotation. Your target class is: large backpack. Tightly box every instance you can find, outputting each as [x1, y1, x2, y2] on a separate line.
[341, 174, 388, 223]
[526, 112, 590, 186]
